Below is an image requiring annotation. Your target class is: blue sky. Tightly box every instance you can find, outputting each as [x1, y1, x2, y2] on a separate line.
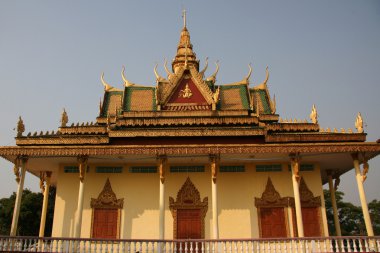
[0, 1, 379, 205]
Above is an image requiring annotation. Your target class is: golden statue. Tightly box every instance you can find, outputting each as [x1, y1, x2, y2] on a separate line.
[179, 84, 193, 98]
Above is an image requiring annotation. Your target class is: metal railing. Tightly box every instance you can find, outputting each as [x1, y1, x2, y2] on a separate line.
[0, 236, 379, 253]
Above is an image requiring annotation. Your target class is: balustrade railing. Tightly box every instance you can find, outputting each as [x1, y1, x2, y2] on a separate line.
[0, 236, 379, 253]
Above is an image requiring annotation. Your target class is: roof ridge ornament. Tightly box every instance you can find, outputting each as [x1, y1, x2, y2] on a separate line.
[244, 63, 252, 84]
[16, 116, 25, 137]
[206, 61, 219, 82]
[310, 104, 318, 124]
[164, 59, 174, 78]
[60, 108, 68, 127]
[122, 66, 134, 87]
[101, 72, 112, 91]
[154, 64, 166, 83]
[199, 57, 208, 78]
[355, 112, 364, 133]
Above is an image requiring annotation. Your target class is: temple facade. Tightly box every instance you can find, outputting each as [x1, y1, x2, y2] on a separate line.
[1, 14, 379, 242]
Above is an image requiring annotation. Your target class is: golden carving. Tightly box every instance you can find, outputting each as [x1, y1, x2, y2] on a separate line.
[299, 177, 321, 207]
[90, 178, 124, 209]
[13, 157, 21, 183]
[290, 155, 301, 183]
[115, 116, 259, 128]
[158, 155, 167, 183]
[169, 177, 208, 239]
[310, 104, 318, 124]
[77, 155, 88, 182]
[355, 112, 364, 133]
[16, 136, 109, 145]
[17, 116, 25, 137]
[1, 143, 380, 158]
[206, 62, 219, 82]
[266, 133, 366, 143]
[209, 155, 219, 183]
[362, 160, 369, 182]
[265, 123, 319, 132]
[255, 177, 293, 207]
[178, 84, 193, 98]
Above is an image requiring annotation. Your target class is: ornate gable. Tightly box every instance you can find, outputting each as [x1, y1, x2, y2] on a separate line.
[162, 68, 214, 111]
[299, 177, 321, 207]
[91, 178, 124, 209]
[255, 177, 292, 207]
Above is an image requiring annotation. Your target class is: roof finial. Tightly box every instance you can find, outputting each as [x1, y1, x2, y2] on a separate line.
[182, 9, 187, 28]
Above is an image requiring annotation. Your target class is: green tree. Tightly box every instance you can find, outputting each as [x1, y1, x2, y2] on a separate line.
[369, 199, 380, 235]
[324, 190, 380, 236]
[0, 187, 55, 236]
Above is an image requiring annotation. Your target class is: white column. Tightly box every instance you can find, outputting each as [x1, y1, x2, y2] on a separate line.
[39, 172, 52, 237]
[287, 206, 295, 237]
[10, 156, 28, 236]
[352, 154, 374, 236]
[158, 156, 167, 240]
[290, 155, 304, 237]
[210, 155, 219, 239]
[327, 173, 341, 236]
[73, 156, 87, 238]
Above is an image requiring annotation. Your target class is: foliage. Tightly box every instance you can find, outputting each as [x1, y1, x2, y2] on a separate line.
[324, 189, 380, 236]
[0, 187, 55, 236]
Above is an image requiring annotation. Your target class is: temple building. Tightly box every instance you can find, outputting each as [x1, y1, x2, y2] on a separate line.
[1, 13, 380, 243]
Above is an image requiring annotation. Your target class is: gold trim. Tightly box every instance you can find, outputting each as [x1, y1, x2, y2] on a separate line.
[115, 116, 259, 127]
[109, 128, 264, 138]
[16, 136, 109, 145]
[266, 133, 366, 143]
[169, 177, 208, 239]
[90, 178, 124, 209]
[1, 143, 380, 157]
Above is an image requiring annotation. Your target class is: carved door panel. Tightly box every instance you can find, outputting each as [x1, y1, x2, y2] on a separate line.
[92, 208, 118, 239]
[177, 209, 201, 239]
[177, 209, 201, 252]
[260, 207, 287, 238]
[302, 207, 321, 237]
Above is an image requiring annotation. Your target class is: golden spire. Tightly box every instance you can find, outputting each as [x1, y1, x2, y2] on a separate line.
[172, 10, 199, 72]
[182, 9, 187, 28]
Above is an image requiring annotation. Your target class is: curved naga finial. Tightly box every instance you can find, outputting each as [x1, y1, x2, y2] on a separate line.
[60, 108, 68, 127]
[206, 61, 219, 82]
[199, 57, 209, 78]
[309, 104, 318, 124]
[154, 64, 166, 82]
[263, 66, 269, 85]
[164, 59, 174, 78]
[122, 66, 134, 87]
[244, 63, 253, 82]
[101, 72, 112, 91]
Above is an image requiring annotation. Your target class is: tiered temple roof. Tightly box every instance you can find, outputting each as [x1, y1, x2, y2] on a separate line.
[14, 18, 367, 147]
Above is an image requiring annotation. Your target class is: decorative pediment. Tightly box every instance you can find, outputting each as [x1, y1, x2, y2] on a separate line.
[169, 177, 208, 214]
[160, 67, 216, 111]
[255, 177, 292, 207]
[91, 178, 124, 209]
[299, 177, 321, 207]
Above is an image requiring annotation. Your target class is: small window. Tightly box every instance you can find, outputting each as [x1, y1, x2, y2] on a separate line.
[170, 166, 205, 173]
[220, 165, 245, 172]
[129, 166, 157, 173]
[64, 166, 79, 173]
[287, 164, 315, 171]
[96, 166, 123, 173]
[256, 164, 282, 172]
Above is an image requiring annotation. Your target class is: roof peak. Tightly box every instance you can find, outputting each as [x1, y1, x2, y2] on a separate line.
[172, 10, 199, 72]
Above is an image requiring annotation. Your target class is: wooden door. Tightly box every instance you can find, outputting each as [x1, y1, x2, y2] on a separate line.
[260, 207, 287, 238]
[177, 209, 202, 239]
[177, 209, 202, 252]
[302, 207, 321, 237]
[92, 208, 118, 239]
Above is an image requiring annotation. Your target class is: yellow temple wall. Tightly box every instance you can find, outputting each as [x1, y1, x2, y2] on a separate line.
[52, 162, 327, 239]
